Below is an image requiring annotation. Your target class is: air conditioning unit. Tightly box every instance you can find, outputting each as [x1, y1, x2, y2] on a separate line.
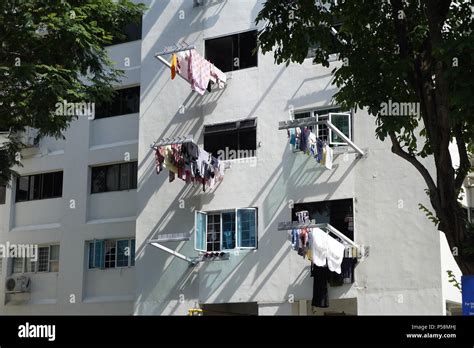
[5, 276, 31, 293]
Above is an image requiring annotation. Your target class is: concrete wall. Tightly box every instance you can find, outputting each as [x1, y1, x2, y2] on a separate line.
[135, 0, 444, 315]
[0, 35, 141, 315]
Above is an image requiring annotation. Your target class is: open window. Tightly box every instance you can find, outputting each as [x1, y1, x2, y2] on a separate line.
[205, 30, 258, 72]
[328, 112, 351, 145]
[204, 119, 257, 160]
[194, 208, 257, 252]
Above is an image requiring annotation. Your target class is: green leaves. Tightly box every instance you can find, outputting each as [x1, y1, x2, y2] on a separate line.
[0, 0, 145, 185]
[447, 270, 461, 292]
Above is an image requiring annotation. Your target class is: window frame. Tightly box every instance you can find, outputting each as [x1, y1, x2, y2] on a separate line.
[194, 208, 257, 252]
[88, 238, 135, 270]
[203, 118, 257, 160]
[94, 85, 140, 120]
[13, 244, 60, 274]
[292, 198, 355, 241]
[204, 29, 259, 73]
[15, 171, 63, 203]
[294, 107, 353, 145]
[90, 162, 138, 194]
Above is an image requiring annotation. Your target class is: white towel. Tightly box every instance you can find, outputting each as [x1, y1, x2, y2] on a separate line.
[324, 145, 333, 170]
[310, 228, 328, 267]
[326, 236, 345, 274]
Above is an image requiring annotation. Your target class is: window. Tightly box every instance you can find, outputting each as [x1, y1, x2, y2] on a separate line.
[95, 86, 140, 119]
[205, 30, 258, 72]
[15, 172, 63, 202]
[12, 245, 60, 274]
[292, 199, 354, 240]
[91, 162, 137, 193]
[88, 238, 135, 269]
[0, 185, 6, 204]
[109, 18, 142, 45]
[306, 23, 342, 58]
[204, 119, 257, 160]
[195, 208, 257, 252]
[294, 108, 352, 145]
[12, 257, 24, 274]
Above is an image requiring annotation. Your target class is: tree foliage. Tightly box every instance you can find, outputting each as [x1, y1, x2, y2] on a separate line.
[257, 0, 474, 274]
[0, 0, 145, 185]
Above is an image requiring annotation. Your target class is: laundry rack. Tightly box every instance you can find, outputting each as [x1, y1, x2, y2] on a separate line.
[278, 116, 367, 158]
[277, 220, 369, 259]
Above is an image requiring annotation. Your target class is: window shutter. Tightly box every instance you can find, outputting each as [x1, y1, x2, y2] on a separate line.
[94, 240, 105, 268]
[329, 112, 351, 145]
[195, 211, 207, 252]
[236, 208, 257, 248]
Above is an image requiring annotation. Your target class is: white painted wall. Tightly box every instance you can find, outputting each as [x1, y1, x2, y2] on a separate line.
[0, 34, 141, 314]
[135, 0, 444, 315]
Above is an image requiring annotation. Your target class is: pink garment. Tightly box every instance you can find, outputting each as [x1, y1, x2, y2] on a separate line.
[188, 49, 211, 95]
[176, 50, 226, 93]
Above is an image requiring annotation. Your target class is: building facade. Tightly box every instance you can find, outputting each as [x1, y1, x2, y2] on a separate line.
[0, 0, 463, 315]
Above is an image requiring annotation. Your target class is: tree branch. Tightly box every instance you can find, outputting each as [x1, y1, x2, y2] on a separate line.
[454, 124, 471, 191]
[389, 131, 438, 199]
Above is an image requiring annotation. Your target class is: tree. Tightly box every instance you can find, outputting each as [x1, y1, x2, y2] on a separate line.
[256, 0, 474, 274]
[0, 0, 145, 185]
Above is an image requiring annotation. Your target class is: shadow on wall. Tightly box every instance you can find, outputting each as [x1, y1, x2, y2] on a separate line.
[134, 0, 355, 314]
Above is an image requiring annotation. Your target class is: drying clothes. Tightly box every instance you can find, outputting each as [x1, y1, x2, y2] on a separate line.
[309, 131, 317, 156]
[311, 264, 329, 308]
[176, 51, 190, 80]
[311, 227, 328, 267]
[324, 145, 333, 170]
[162, 146, 178, 174]
[291, 229, 300, 250]
[299, 127, 311, 153]
[326, 236, 345, 274]
[298, 228, 309, 257]
[188, 49, 212, 95]
[289, 128, 296, 146]
[182, 142, 199, 161]
[171, 54, 178, 80]
[155, 147, 165, 174]
[321, 145, 327, 166]
[316, 139, 324, 163]
[306, 231, 313, 261]
[342, 257, 356, 284]
[209, 64, 227, 89]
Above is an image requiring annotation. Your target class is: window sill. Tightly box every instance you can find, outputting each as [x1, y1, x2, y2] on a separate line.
[15, 196, 63, 204]
[90, 189, 137, 195]
[93, 112, 139, 121]
[87, 266, 135, 271]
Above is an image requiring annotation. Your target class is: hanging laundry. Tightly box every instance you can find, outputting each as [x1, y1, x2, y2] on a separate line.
[326, 236, 345, 274]
[311, 263, 329, 308]
[154, 140, 225, 191]
[170, 53, 178, 80]
[210, 64, 227, 89]
[176, 51, 190, 80]
[316, 138, 324, 163]
[324, 144, 333, 170]
[310, 227, 329, 267]
[291, 229, 300, 250]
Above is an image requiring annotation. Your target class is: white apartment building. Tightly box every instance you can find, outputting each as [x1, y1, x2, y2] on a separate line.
[0, 0, 463, 316]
